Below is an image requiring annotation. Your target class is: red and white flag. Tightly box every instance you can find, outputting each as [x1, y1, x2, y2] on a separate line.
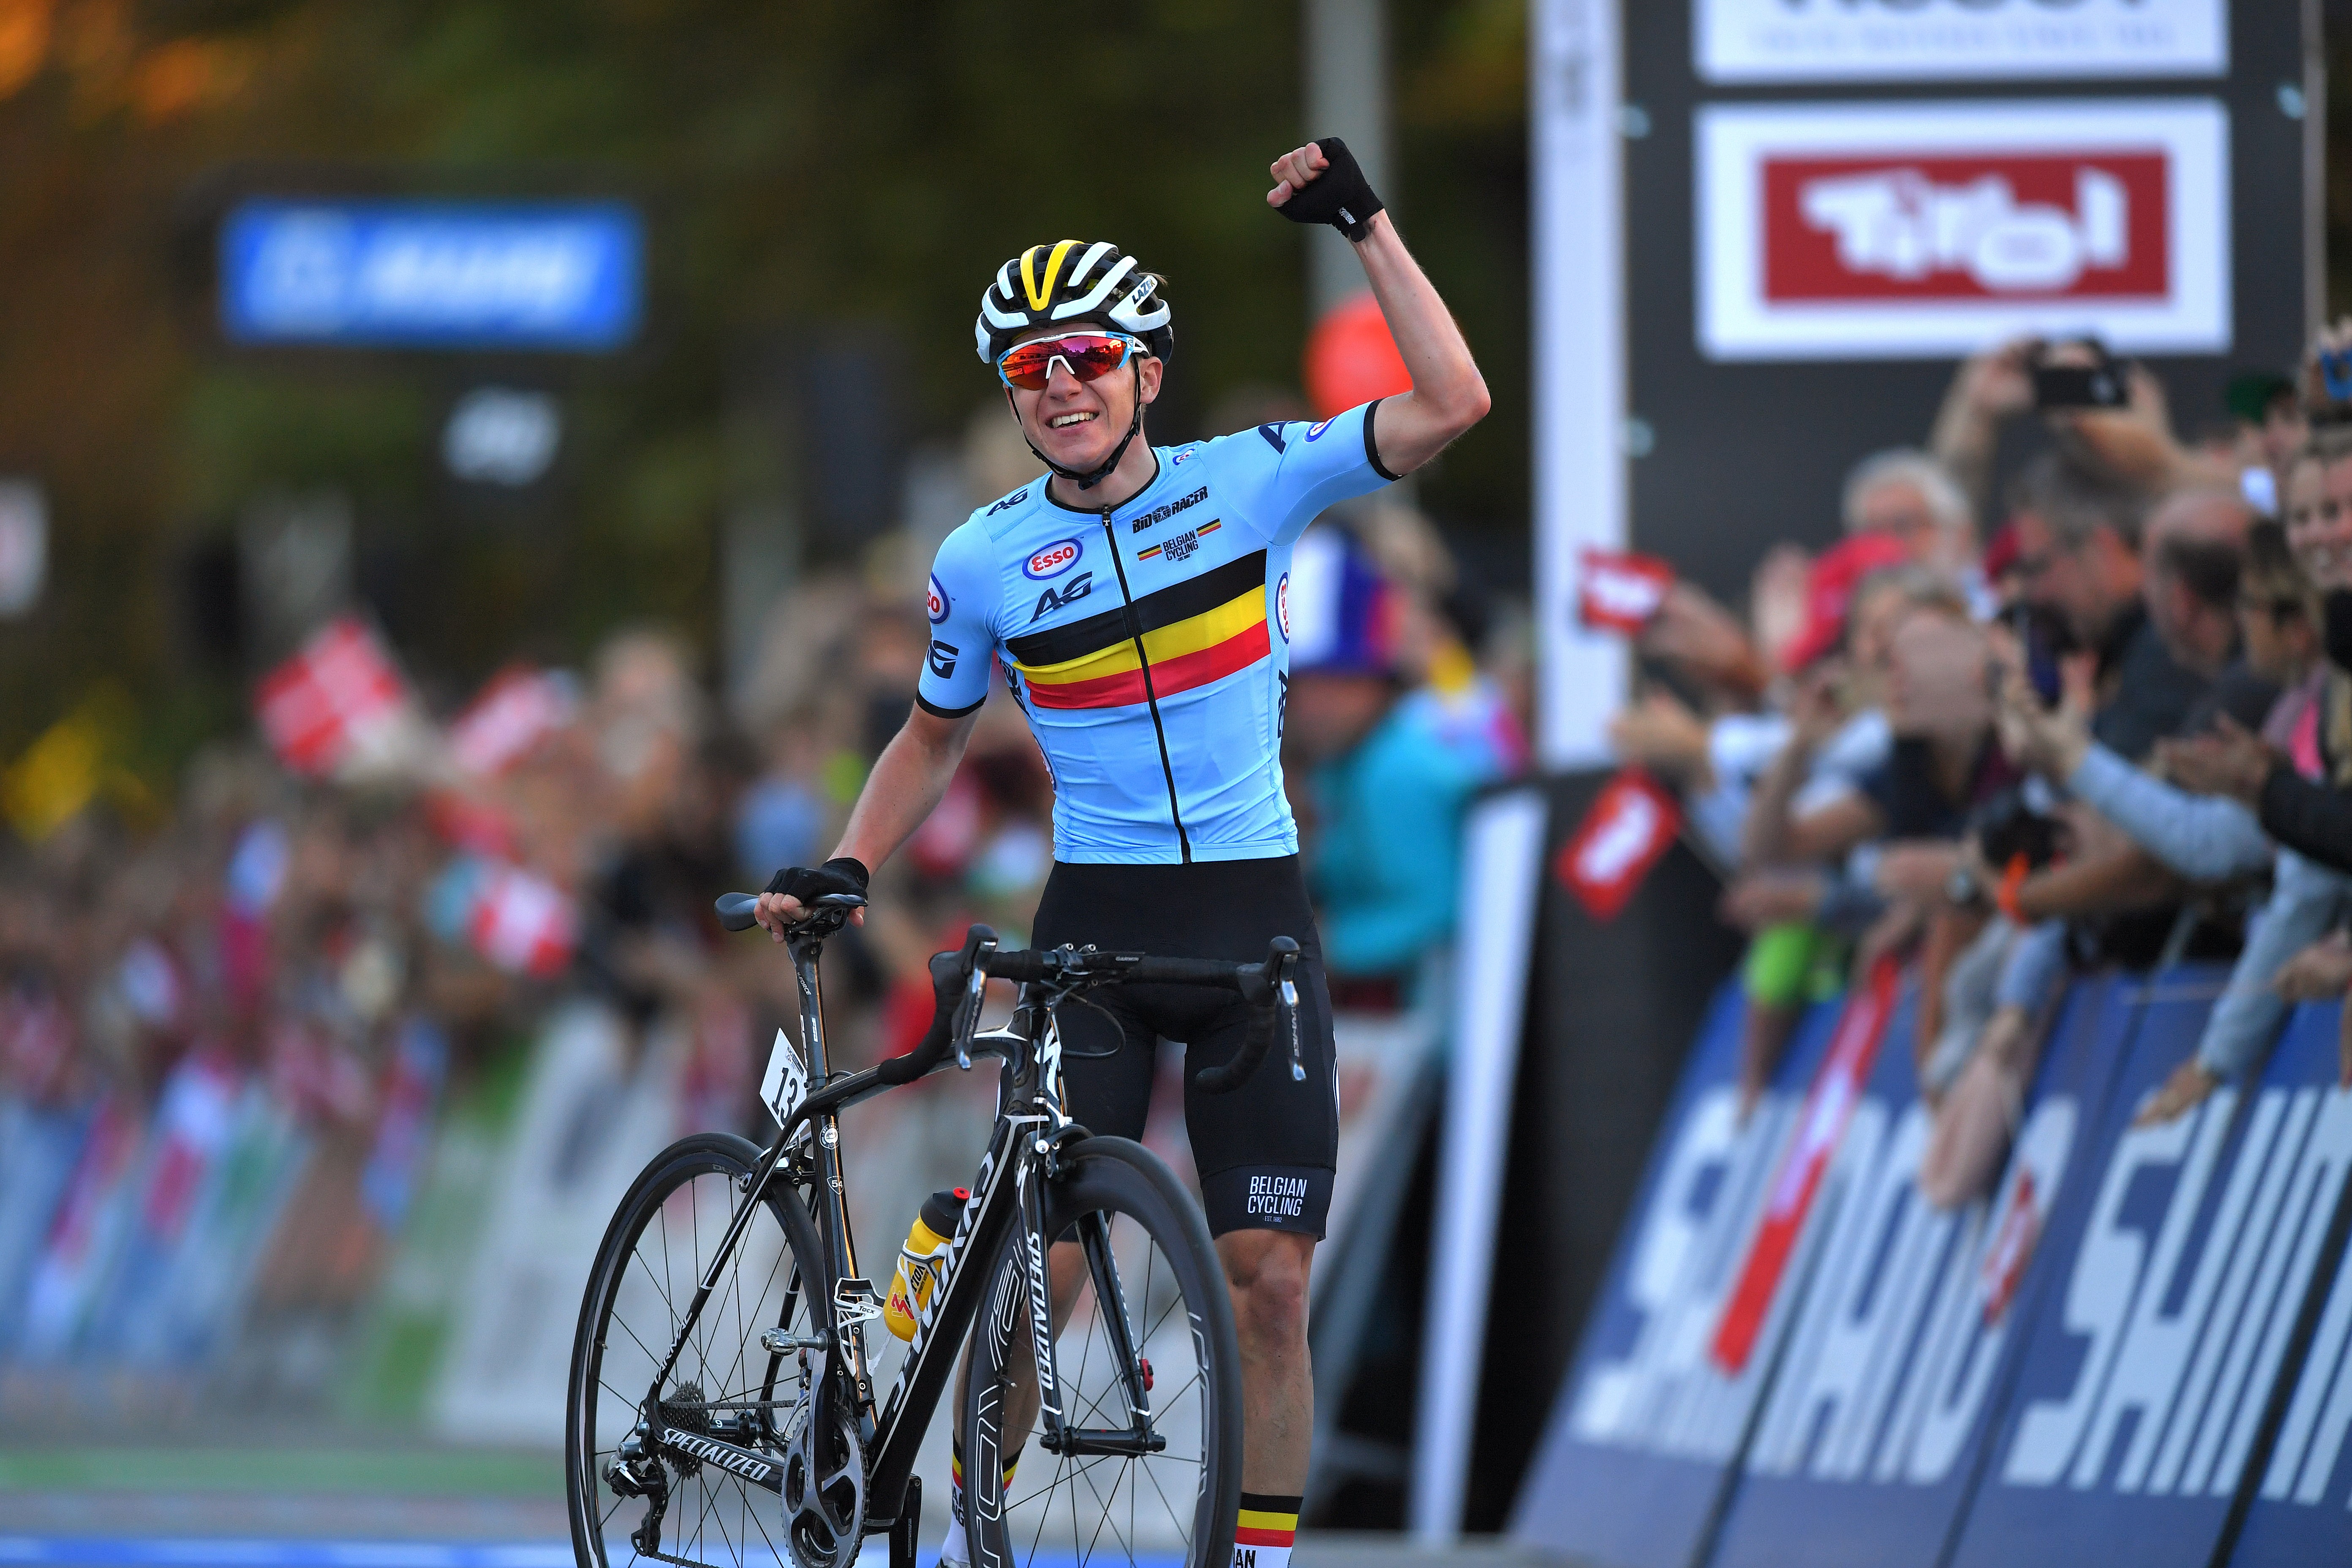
[255, 617, 413, 778]
[1555, 769, 1682, 922]
[449, 666, 578, 777]
[468, 861, 577, 979]
[1576, 547, 1676, 634]
[1711, 954, 1900, 1373]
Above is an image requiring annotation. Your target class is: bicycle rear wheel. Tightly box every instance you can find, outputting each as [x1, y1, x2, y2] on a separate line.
[566, 1131, 837, 1568]
[961, 1136, 1243, 1568]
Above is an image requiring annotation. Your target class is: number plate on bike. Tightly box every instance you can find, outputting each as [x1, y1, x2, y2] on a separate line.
[760, 1027, 810, 1131]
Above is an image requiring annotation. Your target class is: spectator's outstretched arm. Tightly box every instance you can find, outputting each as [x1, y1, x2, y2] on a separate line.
[2141, 850, 2352, 1124]
[1930, 338, 2035, 520]
[2069, 745, 2273, 882]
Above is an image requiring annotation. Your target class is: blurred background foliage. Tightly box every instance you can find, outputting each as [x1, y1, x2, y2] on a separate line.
[0, 0, 1528, 780]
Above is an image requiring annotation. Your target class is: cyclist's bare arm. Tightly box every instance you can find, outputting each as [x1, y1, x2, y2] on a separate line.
[1266, 142, 1490, 475]
[752, 704, 980, 938]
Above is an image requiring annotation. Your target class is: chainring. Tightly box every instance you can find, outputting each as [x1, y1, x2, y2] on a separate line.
[781, 1399, 865, 1568]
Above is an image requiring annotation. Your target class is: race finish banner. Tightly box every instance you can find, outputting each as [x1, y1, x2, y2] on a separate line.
[1946, 975, 2352, 1568]
[1509, 983, 1853, 1568]
[1706, 975, 2141, 1568]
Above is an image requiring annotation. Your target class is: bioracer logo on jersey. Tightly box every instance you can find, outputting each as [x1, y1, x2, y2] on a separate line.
[1024, 539, 1083, 580]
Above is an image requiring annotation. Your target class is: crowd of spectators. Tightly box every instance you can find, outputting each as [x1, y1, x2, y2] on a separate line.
[1612, 326, 2352, 1206]
[0, 401, 1525, 1391]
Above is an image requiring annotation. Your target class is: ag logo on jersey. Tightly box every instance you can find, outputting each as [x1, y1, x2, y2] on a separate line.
[1030, 572, 1093, 622]
[1277, 572, 1291, 641]
[1024, 538, 1083, 580]
[926, 574, 950, 624]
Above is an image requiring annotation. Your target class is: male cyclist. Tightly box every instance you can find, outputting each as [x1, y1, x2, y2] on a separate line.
[755, 139, 1489, 1568]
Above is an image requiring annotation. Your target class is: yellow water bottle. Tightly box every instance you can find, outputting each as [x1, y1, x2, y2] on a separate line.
[884, 1188, 965, 1341]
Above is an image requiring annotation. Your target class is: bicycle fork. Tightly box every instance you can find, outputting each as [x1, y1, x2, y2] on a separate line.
[1019, 1159, 1166, 1461]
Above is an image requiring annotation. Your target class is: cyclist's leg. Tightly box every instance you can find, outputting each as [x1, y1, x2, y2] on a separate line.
[1179, 939, 1337, 1503]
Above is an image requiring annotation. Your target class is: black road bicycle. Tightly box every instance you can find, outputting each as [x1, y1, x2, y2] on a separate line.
[565, 890, 1302, 1568]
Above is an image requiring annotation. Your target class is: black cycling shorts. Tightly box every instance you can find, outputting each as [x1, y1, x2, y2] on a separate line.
[1030, 856, 1337, 1239]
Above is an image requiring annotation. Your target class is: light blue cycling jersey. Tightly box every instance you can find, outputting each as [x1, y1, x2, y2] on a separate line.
[917, 399, 1397, 864]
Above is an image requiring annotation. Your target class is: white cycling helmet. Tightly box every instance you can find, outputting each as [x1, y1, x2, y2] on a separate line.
[974, 241, 1173, 368]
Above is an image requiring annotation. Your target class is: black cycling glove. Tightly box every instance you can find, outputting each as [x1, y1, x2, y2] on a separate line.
[765, 857, 871, 904]
[1275, 135, 1385, 243]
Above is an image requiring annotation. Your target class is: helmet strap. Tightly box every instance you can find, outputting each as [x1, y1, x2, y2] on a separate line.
[1010, 364, 1149, 494]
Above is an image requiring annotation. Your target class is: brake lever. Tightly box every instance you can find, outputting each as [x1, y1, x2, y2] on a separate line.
[955, 938, 994, 1070]
[1278, 957, 1303, 1082]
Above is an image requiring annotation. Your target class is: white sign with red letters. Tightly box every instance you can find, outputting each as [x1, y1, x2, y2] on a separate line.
[1695, 0, 2227, 85]
[1698, 99, 2230, 361]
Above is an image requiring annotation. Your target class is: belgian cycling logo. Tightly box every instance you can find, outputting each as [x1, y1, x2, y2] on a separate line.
[1305, 418, 1332, 441]
[1138, 520, 1221, 564]
[985, 487, 1029, 517]
[927, 640, 958, 679]
[1024, 538, 1083, 580]
[1030, 572, 1093, 622]
[1277, 572, 1290, 641]
[927, 574, 950, 624]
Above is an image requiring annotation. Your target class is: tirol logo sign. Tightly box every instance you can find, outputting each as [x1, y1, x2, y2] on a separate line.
[1023, 538, 1081, 580]
[1769, 155, 2164, 302]
[1699, 100, 2229, 361]
[1555, 769, 1682, 922]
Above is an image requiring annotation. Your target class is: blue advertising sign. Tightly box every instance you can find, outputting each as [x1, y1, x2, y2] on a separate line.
[1511, 982, 1846, 1568]
[1949, 969, 2343, 1568]
[2226, 1002, 2352, 1565]
[220, 199, 642, 351]
[1708, 973, 2137, 1568]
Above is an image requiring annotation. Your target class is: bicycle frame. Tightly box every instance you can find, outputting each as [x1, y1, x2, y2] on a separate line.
[635, 920, 1119, 1537]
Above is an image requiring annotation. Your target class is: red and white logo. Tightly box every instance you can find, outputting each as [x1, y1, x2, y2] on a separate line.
[1277, 572, 1291, 641]
[1023, 538, 1082, 580]
[1576, 547, 1676, 635]
[1555, 769, 1681, 922]
[926, 573, 949, 624]
[1771, 155, 2161, 302]
[1700, 100, 2228, 360]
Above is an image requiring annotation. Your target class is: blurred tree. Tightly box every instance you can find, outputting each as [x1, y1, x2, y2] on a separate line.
[0, 0, 1529, 770]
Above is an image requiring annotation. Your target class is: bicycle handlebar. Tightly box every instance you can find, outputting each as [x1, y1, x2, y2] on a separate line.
[717, 897, 1304, 1096]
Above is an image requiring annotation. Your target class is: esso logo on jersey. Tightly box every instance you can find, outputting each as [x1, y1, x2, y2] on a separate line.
[926, 574, 949, 624]
[1277, 572, 1291, 641]
[1024, 538, 1083, 580]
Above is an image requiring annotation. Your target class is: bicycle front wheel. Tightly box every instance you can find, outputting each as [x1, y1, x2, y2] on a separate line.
[961, 1135, 1244, 1568]
[566, 1131, 835, 1568]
